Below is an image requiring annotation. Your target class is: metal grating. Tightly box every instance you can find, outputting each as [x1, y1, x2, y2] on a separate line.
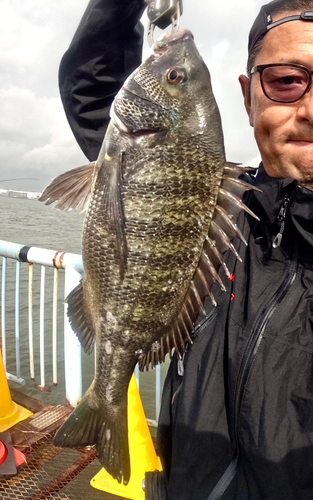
[50, 460, 124, 500]
[0, 435, 128, 500]
[30, 407, 72, 431]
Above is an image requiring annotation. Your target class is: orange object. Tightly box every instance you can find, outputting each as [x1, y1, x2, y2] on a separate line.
[13, 447, 27, 467]
[0, 437, 26, 470]
[0, 440, 8, 465]
[0, 433, 17, 476]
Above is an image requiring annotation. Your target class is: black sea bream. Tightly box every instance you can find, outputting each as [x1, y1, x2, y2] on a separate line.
[40, 30, 258, 484]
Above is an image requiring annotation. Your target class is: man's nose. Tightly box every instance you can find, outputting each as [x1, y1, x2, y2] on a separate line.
[297, 84, 313, 123]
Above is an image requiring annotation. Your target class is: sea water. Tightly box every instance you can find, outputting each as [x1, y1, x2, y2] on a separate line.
[0, 195, 169, 420]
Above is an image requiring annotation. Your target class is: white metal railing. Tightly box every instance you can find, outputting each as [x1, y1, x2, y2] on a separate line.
[0, 239, 162, 425]
[0, 240, 83, 402]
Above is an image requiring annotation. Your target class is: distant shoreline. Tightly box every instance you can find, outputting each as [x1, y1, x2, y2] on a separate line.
[0, 189, 41, 200]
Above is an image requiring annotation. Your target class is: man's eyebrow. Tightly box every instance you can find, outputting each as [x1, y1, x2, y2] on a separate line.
[268, 58, 311, 66]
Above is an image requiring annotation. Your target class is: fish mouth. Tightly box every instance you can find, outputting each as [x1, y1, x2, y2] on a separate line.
[153, 29, 194, 50]
[152, 29, 194, 57]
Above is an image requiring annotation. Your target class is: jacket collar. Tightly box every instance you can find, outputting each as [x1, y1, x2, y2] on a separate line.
[253, 164, 296, 226]
[251, 164, 313, 268]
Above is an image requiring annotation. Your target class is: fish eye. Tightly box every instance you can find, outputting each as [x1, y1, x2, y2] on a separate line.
[167, 67, 185, 85]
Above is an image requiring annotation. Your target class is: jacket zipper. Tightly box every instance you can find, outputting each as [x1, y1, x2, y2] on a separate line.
[234, 192, 297, 446]
[233, 257, 298, 448]
[172, 307, 220, 403]
[176, 306, 220, 379]
[272, 195, 290, 248]
[206, 224, 299, 500]
[193, 305, 220, 338]
[206, 258, 298, 500]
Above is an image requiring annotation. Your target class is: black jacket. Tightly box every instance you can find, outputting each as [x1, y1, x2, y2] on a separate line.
[59, 2, 313, 499]
[158, 170, 313, 500]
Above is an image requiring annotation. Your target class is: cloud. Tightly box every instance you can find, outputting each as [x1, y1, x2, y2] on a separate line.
[212, 40, 230, 61]
[0, 0, 88, 190]
[0, 86, 86, 191]
[0, 0, 264, 191]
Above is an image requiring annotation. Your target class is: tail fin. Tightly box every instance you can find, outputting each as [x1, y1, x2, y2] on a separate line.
[53, 391, 130, 484]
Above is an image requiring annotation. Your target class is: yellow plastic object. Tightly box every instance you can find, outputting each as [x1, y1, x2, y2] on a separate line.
[0, 348, 32, 432]
[91, 373, 162, 500]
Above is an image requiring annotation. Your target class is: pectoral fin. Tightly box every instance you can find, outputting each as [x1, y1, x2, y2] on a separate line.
[99, 152, 127, 279]
[39, 162, 96, 212]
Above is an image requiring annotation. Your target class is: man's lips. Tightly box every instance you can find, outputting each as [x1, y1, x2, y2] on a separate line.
[288, 139, 313, 146]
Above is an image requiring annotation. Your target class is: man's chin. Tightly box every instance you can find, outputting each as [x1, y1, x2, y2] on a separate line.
[262, 158, 313, 185]
[287, 164, 313, 189]
[297, 172, 313, 190]
[280, 144, 313, 177]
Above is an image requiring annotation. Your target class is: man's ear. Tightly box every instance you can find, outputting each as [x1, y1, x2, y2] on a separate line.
[239, 74, 253, 126]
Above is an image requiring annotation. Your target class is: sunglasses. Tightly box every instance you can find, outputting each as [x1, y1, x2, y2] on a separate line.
[250, 63, 313, 103]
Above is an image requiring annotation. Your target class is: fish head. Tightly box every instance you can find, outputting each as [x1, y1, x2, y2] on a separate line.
[111, 30, 223, 141]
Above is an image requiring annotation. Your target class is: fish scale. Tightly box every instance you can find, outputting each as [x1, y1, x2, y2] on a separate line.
[39, 29, 259, 484]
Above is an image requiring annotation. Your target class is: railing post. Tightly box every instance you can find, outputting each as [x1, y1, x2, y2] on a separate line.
[15, 261, 21, 379]
[39, 265, 46, 388]
[1, 257, 7, 369]
[28, 264, 35, 380]
[52, 268, 59, 386]
[64, 266, 82, 406]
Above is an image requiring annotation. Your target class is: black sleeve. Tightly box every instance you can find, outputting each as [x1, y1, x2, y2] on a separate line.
[59, 0, 146, 161]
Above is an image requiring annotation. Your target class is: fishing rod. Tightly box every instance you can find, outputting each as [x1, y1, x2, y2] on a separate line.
[0, 178, 40, 183]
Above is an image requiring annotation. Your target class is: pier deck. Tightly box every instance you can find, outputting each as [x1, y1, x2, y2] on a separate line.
[0, 391, 130, 500]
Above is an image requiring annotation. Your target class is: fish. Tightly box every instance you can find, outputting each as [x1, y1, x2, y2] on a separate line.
[39, 29, 259, 484]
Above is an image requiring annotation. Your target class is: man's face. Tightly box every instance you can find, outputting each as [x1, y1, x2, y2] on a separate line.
[239, 12, 313, 188]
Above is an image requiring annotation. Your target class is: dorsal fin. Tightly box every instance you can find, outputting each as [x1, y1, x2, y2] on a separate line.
[139, 164, 260, 371]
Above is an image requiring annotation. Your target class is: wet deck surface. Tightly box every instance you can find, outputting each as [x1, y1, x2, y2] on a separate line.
[0, 391, 129, 500]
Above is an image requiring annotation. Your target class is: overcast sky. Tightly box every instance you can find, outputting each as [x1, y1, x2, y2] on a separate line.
[0, 0, 265, 192]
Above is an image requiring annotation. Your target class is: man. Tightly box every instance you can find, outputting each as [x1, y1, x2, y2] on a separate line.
[59, 0, 313, 498]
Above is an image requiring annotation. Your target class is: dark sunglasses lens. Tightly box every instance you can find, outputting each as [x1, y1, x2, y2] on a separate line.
[261, 66, 309, 102]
